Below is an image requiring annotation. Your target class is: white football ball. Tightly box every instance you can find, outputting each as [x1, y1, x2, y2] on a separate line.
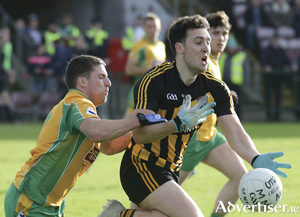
[238, 168, 283, 207]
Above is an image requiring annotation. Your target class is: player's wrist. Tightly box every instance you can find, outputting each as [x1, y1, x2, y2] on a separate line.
[136, 113, 146, 126]
[137, 113, 167, 126]
[173, 116, 183, 132]
[251, 154, 260, 167]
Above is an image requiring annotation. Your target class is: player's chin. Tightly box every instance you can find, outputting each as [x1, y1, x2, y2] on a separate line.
[199, 63, 208, 72]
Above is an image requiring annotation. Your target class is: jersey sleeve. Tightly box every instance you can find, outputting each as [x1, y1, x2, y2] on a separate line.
[67, 98, 100, 134]
[133, 71, 161, 112]
[212, 80, 236, 117]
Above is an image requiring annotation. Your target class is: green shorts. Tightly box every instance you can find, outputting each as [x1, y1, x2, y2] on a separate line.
[180, 130, 227, 172]
[4, 183, 65, 217]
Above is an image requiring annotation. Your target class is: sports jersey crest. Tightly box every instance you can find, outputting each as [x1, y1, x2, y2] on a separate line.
[17, 210, 26, 217]
[85, 106, 97, 115]
[84, 145, 100, 164]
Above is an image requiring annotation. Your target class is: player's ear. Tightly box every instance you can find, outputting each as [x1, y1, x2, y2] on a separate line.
[175, 42, 184, 54]
[78, 76, 87, 88]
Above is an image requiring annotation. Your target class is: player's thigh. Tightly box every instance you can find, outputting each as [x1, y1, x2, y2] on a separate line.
[202, 142, 247, 180]
[139, 180, 204, 217]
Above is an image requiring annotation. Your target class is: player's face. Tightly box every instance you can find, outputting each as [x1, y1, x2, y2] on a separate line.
[182, 28, 211, 74]
[86, 64, 111, 107]
[208, 26, 229, 56]
[143, 19, 161, 42]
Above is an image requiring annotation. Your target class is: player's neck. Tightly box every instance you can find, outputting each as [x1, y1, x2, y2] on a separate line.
[211, 51, 221, 61]
[176, 60, 198, 86]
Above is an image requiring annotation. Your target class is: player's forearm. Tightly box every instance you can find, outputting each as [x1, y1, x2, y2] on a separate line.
[80, 117, 140, 143]
[225, 130, 259, 164]
[132, 121, 177, 144]
[218, 115, 260, 164]
[96, 118, 140, 142]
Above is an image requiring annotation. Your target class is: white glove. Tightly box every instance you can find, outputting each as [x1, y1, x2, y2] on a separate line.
[173, 95, 216, 132]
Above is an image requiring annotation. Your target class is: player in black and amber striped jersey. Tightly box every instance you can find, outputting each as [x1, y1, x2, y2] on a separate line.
[126, 61, 235, 173]
[102, 14, 290, 217]
[119, 14, 223, 217]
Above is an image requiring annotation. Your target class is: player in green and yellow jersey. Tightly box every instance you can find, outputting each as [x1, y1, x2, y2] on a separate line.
[4, 55, 169, 217]
[124, 12, 166, 118]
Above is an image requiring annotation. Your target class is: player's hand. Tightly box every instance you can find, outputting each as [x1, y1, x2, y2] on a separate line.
[251, 152, 292, 178]
[137, 113, 167, 126]
[173, 95, 216, 132]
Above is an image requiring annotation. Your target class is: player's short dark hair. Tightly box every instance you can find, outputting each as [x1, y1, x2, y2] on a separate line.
[167, 14, 210, 57]
[65, 55, 105, 89]
[205, 11, 231, 30]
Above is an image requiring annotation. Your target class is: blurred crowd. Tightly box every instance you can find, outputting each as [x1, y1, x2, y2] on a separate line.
[227, 0, 300, 121]
[1, 0, 300, 123]
[0, 12, 111, 122]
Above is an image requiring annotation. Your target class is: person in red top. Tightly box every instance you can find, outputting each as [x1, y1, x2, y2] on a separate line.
[27, 44, 54, 93]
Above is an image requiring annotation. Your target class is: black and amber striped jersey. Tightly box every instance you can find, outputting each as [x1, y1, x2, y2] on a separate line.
[127, 61, 235, 172]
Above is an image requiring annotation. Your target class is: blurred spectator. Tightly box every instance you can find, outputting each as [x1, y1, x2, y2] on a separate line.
[70, 36, 88, 58]
[293, 0, 300, 37]
[260, 34, 294, 121]
[27, 44, 54, 93]
[269, 0, 294, 28]
[24, 13, 45, 47]
[59, 13, 81, 47]
[15, 18, 26, 35]
[219, 34, 251, 120]
[0, 27, 15, 122]
[243, 0, 272, 53]
[123, 12, 166, 118]
[85, 17, 109, 62]
[44, 19, 61, 56]
[121, 15, 145, 52]
[51, 38, 72, 97]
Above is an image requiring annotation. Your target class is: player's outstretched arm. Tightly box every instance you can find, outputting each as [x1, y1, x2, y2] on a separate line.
[132, 95, 215, 144]
[80, 113, 166, 144]
[218, 114, 291, 178]
[100, 114, 168, 155]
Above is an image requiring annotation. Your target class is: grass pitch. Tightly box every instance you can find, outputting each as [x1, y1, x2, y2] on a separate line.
[0, 122, 299, 216]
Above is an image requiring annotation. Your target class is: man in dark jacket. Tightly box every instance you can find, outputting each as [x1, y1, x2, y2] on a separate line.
[260, 34, 292, 121]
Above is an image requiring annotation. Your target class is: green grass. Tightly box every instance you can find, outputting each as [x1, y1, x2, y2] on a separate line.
[1, 122, 299, 216]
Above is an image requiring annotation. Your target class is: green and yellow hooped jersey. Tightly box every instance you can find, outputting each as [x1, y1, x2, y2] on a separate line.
[13, 89, 100, 206]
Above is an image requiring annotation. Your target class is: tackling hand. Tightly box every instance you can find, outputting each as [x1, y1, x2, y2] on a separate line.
[173, 95, 216, 132]
[251, 152, 292, 178]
